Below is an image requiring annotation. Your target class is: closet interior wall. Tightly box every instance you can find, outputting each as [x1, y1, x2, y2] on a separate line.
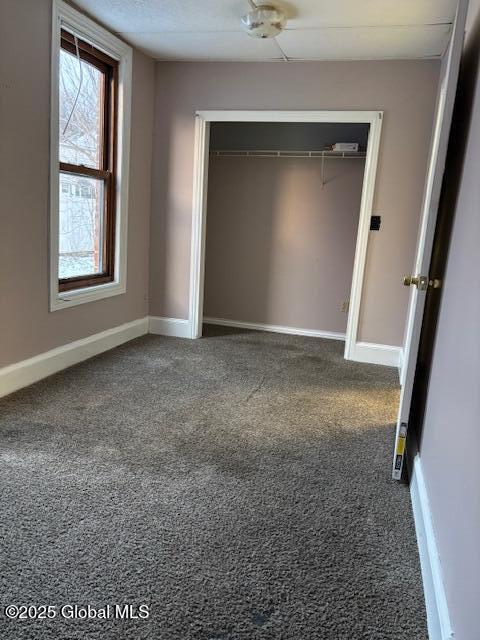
[203, 123, 368, 335]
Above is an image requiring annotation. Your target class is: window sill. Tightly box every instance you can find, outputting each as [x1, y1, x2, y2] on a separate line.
[50, 280, 126, 312]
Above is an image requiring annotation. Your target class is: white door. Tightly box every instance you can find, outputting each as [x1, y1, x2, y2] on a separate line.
[392, 0, 469, 480]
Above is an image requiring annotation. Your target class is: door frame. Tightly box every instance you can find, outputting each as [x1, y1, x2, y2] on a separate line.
[188, 109, 383, 362]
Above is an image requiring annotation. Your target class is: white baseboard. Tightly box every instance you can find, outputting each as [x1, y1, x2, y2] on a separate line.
[0, 317, 149, 399]
[410, 455, 453, 640]
[203, 317, 346, 341]
[349, 341, 402, 368]
[149, 316, 191, 338]
[0, 314, 401, 397]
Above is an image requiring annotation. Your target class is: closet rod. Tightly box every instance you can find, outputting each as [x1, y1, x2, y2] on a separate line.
[210, 149, 366, 187]
[209, 150, 366, 159]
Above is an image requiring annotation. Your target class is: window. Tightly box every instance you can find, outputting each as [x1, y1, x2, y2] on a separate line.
[58, 29, 117, 291]
[50, 0, 132, 311]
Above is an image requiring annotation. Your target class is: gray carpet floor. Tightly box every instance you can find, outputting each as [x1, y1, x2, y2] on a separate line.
[0, 325, 426, 639]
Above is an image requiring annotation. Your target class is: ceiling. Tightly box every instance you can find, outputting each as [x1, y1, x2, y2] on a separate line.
[72, 0, 458, 62]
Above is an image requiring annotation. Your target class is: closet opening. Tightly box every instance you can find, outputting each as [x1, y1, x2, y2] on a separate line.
[189, 111, 382, 362]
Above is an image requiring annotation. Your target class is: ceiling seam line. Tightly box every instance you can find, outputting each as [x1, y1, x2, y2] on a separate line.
[115, 22, 453, 35]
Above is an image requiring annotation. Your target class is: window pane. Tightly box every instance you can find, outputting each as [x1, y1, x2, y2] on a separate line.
[58, 174, 105, 279]
[59, 48, 103, 168]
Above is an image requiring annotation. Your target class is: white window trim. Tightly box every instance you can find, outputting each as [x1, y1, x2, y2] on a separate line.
[49, 0, 132, 311]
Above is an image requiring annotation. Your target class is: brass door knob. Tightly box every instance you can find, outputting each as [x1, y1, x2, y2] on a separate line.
[404, 275, 441, 290]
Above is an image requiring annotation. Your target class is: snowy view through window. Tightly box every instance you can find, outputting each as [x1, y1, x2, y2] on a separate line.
[59, 48, 104, 279]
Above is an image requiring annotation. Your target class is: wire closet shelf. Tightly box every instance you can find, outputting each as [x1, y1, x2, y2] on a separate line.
[209, 150, 366, 159]
[209, 149, 367, 186]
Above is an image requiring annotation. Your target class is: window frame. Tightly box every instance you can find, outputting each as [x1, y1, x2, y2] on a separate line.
[58, 29, 118, 292]
[50, 0, 132, 311]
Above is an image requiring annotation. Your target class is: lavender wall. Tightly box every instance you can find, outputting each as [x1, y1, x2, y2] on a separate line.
[418, 2, 480, 637]
[0, 0, 155, 367]
[150, 60, 439, 347]
[204, 155, 365, 333]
